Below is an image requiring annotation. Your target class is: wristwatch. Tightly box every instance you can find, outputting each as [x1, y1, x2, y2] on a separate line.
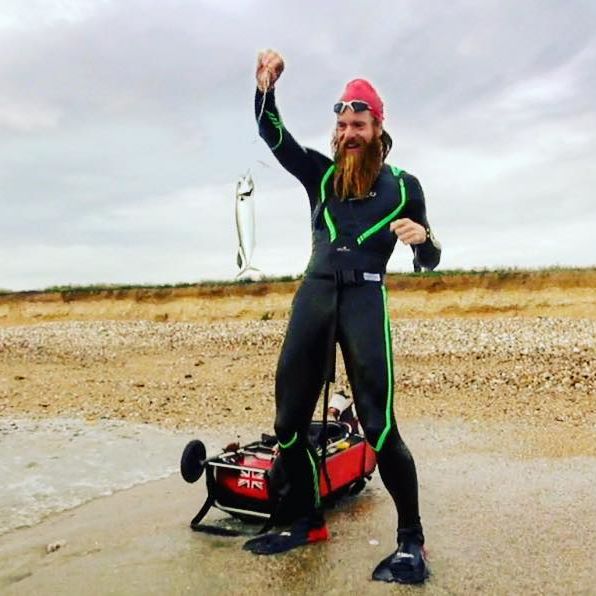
[425, 226, 442, 249]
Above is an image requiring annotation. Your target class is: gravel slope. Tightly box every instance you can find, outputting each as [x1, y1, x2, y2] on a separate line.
[1, 318, 594, 457]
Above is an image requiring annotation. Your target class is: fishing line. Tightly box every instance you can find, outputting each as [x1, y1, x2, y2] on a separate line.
[233, 66, 272, 280]
[256, 71, 270, 126]
[250, 69, 273, 169]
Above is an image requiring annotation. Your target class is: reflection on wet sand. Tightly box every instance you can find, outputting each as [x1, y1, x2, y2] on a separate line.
[1, 419, 594, 595]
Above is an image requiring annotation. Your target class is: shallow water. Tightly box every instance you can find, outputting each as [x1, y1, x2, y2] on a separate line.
[0, 419, 595, 595]
[0, 418, 226, 535]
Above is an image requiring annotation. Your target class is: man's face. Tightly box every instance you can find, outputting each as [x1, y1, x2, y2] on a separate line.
[332, 108, 384, 200]
[335, 109, 380, 154]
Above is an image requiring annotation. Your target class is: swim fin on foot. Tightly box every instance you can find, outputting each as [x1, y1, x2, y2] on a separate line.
[243, 517, 329, 555]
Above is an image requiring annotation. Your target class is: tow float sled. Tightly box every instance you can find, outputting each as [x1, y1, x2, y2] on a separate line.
[180, 415, 376, 536]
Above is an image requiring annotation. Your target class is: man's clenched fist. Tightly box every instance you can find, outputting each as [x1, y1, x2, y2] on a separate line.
[390, 218, 427, 245]
[256, 49, 285, 92]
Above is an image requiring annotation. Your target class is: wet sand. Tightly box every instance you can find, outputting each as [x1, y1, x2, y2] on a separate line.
[1, 419, 594, 595]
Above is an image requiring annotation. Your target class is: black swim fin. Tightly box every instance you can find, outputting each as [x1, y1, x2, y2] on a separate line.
[243, 516, 329, 555]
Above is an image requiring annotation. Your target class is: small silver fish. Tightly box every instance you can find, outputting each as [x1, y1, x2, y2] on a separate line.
[235, 171, 261, 277]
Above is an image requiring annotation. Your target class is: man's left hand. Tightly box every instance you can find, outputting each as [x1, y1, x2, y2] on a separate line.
[390, 218, 427, 245]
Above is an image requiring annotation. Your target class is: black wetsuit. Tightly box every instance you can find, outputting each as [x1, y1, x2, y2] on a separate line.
[256, 88, 441, 535]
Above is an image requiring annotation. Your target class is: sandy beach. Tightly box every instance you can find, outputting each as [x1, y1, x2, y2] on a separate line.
[0, 270, 594, 594]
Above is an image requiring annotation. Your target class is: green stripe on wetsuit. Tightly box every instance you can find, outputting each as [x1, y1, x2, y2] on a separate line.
[357, 166, 407, 244]
[306, 448, 321, 507]
[265, 110, 284, 151]
[278, 431, 297, 449]
[278, 431, 321, 508]
[374, 284, 394, 452]
[319, 164, 337, 242]
[319, 164, 407, 244]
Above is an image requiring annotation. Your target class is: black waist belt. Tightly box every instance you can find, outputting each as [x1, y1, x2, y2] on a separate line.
[307, 270, 384, 286]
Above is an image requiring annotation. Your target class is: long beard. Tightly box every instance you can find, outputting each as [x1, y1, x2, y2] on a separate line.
[333, 135, 383, 200]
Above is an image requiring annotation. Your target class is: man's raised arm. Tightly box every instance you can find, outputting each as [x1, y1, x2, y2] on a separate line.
[255, 49, 328, 190]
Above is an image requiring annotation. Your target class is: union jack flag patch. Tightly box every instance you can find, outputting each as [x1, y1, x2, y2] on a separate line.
[237, 469, 265, 491]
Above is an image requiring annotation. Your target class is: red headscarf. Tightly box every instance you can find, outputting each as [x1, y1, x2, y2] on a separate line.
[339, 79, 384, 122]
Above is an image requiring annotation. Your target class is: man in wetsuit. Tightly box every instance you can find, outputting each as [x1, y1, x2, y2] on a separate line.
[243, 49, 441, 585]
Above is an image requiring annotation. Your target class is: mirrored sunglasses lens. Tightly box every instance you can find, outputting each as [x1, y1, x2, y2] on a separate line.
[352, 101, 370, 112]
[333, 101, 369, 113]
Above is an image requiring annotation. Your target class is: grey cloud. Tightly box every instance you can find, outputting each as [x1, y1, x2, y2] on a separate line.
[0, 0, 594, 290]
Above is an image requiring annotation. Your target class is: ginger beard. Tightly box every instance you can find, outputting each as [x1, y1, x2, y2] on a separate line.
[332, 132, 383, 200]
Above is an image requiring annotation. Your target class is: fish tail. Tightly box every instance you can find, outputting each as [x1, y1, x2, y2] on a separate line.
[236, 265, 262, 279]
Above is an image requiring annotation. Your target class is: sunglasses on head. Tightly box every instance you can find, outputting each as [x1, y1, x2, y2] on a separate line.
[333, 100, 371, 114]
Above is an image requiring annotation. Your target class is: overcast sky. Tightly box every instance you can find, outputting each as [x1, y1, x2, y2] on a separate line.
[1, 0, 594, 291]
